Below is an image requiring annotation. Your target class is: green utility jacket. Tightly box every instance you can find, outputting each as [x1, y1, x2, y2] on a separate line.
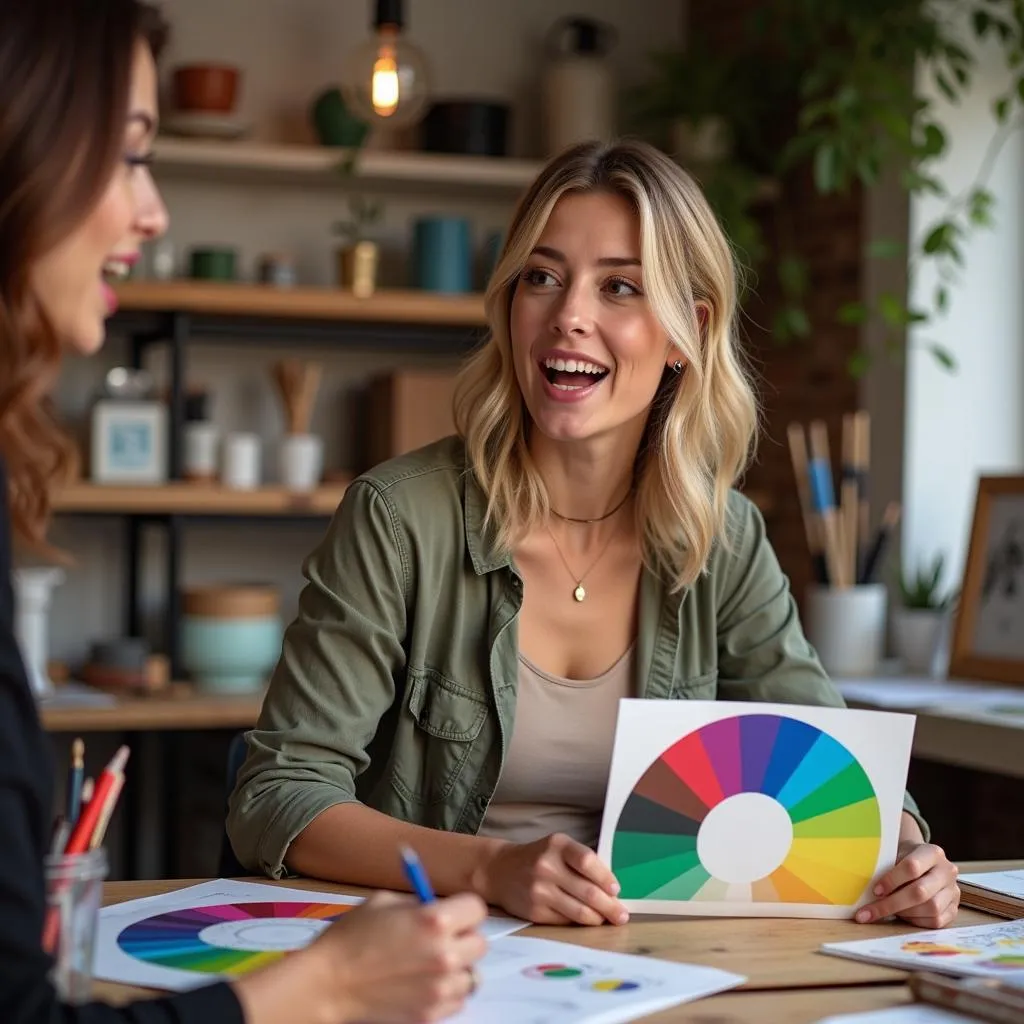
[227, 436, 926, 877]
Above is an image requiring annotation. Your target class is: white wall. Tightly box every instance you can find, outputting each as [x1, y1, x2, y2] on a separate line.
[902, 29, 1024, 585]
[46, 0, 685, 664]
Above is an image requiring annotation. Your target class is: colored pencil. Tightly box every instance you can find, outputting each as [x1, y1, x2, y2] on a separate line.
[65, 737, 84, 827]
[841, 413, 859, 586]
[809, 420, 848, 588]
[861, 501, 901, 584]
[854, 411, 871, 577]
[787, 422, 828, 585]
[63, 745, 129, 856]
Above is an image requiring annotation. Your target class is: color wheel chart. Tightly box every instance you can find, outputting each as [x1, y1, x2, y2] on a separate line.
[602, 705, 909, 916]
[117, 901, 352, 976]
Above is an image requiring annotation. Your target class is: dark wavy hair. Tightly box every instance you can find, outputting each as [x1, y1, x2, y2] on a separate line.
[0, 1, 168, 551]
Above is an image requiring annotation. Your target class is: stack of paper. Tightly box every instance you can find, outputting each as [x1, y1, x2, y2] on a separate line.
[957, 869, 1024, 919]
[821, 918, 1024, 982]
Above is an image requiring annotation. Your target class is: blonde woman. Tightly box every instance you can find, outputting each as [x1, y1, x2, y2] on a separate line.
[229, 140, 960, 931]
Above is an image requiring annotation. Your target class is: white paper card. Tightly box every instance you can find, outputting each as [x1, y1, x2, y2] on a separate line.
[596, 700, 915, 918]
[94, 878, 527, 991]
[448, 935, 744, 1024]
[821, 918, 1024, 981]
[958, 869, 1024, 900]
[815, 1005, 979, 1023]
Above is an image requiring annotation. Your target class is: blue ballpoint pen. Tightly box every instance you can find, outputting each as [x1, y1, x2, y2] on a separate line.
[399, 845, 481, 997]
[400, 844, 437, 902]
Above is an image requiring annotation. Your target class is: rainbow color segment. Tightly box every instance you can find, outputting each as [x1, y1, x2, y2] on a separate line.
[117, 902, 352, 975]
[611, 714, 882, 905]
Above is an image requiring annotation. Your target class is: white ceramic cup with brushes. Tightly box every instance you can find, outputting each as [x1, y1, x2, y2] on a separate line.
[273, 359, 323, 492]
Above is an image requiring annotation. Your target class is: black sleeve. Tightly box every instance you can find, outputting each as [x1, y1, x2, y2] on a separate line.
[0, 464, 245, 1024]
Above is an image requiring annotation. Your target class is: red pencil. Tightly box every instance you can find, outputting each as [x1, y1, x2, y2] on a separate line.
[63, 745, 129, 855]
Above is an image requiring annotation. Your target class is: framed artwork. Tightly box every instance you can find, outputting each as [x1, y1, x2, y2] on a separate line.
[949, 475, 1024, 685]
[90, 401, 168, 484]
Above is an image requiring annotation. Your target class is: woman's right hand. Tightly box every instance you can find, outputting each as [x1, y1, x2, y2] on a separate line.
[234, 891, 488, 1024]
[475, 833, 628, 927]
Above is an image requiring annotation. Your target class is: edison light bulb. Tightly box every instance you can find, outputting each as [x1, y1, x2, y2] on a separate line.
[341, 2, 431, 129]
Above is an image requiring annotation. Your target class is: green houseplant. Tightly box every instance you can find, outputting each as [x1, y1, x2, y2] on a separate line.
[629, 0, 1024, 374]
[893, 553, 955, 674]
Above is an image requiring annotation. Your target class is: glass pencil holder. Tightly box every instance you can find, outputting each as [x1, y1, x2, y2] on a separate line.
[43, 847, 108, 1003]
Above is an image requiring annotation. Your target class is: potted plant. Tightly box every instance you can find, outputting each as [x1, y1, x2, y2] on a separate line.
[631, 2, 1024, 373]
[332, 193, 383, 297]
[892, 554, 955, 675]
[627, 40, 743, 166]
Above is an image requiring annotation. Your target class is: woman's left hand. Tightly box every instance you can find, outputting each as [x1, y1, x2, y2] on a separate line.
[855, 838, 960, 928]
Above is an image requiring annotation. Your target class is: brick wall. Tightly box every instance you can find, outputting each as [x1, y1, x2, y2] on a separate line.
[689, 0, 863, 607]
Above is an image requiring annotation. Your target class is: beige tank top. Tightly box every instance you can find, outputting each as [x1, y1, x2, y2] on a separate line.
[477, 644, 634, 849]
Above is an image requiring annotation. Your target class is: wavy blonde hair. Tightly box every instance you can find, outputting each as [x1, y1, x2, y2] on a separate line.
[453, 138, 758, 591]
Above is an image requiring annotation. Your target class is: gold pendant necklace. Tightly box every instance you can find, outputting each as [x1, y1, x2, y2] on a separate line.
[546, 525, 618, 602]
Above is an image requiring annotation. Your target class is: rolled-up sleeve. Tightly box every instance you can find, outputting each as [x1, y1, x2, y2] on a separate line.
[226, 479, 409, 877]
[714, 493, 930, 841]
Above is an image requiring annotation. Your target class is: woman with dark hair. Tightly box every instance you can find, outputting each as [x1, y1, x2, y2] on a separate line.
[0, 3, 485, 1023]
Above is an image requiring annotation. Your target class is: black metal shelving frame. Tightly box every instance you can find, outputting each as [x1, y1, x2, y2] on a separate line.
[61, 303, 480, 877]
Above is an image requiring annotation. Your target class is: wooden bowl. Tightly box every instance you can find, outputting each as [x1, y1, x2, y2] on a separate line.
[172, 64, 240, 114]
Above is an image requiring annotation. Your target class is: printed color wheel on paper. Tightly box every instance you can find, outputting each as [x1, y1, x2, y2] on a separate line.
[118, 902, 353, 975]
[611, 714, 882, 904]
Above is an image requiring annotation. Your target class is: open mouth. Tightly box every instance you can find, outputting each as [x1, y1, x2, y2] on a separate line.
[541, 356, 610, 391]
[101, 258, 133, 284]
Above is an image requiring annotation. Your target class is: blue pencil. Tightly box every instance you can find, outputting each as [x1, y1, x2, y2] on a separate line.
[66, 737, 85, 826]
[400, 845, 436, 903]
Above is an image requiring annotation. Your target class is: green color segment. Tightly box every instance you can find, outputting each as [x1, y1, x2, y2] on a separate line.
[616, 848, 703, 898]
[791, 796, 881, 838]
[646, 861, 713, 901]
[788, 761, 875, 823]
[157, 948, 252, 974]
[612, 830, 698, 871]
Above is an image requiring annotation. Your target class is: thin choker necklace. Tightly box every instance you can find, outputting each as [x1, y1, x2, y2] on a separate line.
[549, 489, 633, 525]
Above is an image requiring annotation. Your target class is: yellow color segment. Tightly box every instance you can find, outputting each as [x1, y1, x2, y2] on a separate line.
[781, 851, 875, 905]
[768, 865, 829, 903]
[788, 837, 879, 874]
[226, 950, 285, 975]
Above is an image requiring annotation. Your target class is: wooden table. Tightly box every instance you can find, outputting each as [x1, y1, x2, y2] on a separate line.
[93, 867, 1014, 1021]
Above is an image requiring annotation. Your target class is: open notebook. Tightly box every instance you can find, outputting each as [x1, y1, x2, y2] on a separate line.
[957, 869, 1024, 920]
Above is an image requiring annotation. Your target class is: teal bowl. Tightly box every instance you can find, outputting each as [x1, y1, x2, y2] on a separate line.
[181, 615, 282, 693]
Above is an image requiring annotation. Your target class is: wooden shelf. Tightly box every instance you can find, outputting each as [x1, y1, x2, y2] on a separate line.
[52, 482, 349, 517]
[40, 687, 265, 732]
[113, 280, 487, 326]
[153, 136, 541, 195]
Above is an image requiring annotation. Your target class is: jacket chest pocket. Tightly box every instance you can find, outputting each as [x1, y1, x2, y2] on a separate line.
[669, 669, 719, 700]
[389, 667, 489, 806]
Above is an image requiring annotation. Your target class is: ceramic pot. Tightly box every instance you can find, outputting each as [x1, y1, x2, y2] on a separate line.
[804, 583, 888, 678]
[891, 607, 947, 675]
[336, 241, 379, 297]
[181, 585, 281, 693]
[172, 64, 240, 114]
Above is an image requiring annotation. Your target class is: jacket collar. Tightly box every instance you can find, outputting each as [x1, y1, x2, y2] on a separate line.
[462, 466, 512, 575]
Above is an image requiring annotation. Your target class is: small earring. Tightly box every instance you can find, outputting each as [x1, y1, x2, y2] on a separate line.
[672, 360, 684, 374]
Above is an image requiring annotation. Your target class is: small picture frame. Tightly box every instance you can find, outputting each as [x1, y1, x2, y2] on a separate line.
[90, 400, 168, 484]
[949, 475, 1024, 685]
